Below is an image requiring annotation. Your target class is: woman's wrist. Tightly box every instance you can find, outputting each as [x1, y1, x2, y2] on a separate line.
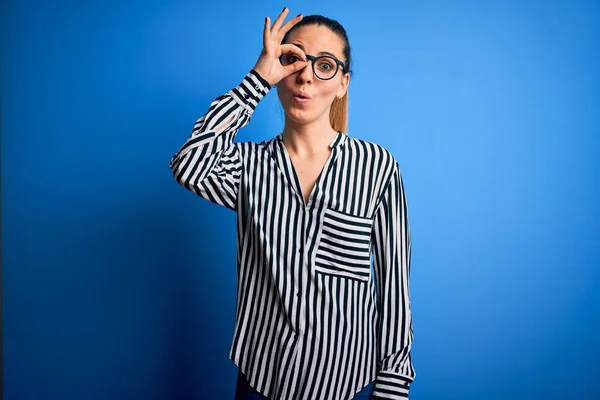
[251, 65, 275, 86]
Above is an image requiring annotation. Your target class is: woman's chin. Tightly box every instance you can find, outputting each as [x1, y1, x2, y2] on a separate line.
[283, 108, 315, 125]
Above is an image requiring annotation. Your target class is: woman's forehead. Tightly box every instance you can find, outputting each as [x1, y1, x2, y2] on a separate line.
[287, 25, 344, 58]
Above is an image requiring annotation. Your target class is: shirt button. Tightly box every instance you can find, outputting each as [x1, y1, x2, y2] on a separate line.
[298, 245, 303, 253]
[244, 93, 250, 99]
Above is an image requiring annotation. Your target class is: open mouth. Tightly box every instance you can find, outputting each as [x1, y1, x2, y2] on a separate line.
[293, 93, 310, 102]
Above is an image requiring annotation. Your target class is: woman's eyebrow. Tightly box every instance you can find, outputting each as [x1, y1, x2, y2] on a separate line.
[293, 43, 339, 59]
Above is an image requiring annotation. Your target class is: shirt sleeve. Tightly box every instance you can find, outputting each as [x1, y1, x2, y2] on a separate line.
[371, 161, 416, 399]
[169, 69, 271, 211]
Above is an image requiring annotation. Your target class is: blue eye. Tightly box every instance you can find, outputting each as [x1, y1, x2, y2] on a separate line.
[316, 60, 334, 71]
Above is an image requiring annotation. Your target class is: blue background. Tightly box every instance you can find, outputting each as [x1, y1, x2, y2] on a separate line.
[2, 0, 599, 399]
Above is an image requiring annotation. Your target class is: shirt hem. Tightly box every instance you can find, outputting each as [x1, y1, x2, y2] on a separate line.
[229, 353, 377, 400]
[230, 354, 274, 400]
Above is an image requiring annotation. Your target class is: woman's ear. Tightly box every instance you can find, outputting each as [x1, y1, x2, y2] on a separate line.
[336, 72, 350, 98]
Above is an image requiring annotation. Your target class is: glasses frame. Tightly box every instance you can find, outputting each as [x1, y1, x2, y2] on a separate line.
[281, 54, 348, 81]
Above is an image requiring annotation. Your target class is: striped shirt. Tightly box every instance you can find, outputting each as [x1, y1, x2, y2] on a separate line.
[169, 70, 415, 400]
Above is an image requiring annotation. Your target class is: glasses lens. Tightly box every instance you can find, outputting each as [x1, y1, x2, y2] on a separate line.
[313, 56, 338, 80]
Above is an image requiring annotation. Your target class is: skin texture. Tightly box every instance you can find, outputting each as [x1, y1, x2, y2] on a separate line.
[252, 8, 350, 158]
[277, 24, 349, 148]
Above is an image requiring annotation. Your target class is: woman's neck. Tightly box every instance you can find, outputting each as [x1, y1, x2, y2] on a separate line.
[281, 116, 337, 158]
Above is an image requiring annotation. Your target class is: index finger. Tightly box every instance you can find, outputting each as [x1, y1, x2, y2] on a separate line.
[280, 43, 307, 61]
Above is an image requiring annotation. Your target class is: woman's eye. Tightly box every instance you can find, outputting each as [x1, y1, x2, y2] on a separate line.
[288, 55, 299, 63]
[317, 62, 333, 71]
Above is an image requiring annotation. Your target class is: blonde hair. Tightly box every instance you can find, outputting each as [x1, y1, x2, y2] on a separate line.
[329, 92, 348, 134]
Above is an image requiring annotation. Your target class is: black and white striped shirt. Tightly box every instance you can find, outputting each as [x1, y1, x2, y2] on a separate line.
[169, 70, 415, 400]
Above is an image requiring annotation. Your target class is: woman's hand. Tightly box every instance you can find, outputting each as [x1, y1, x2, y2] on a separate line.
[252, 7, 308, 86]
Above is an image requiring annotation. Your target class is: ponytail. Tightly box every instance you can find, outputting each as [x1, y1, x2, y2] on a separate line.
[329, 91, 348, 134]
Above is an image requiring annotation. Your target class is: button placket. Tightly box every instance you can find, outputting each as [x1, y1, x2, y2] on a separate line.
[292, 205, 310, 399]
[297, 208, 306, 298]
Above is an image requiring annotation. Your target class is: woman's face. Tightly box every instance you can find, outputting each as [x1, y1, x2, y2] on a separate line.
[277, 24, 350, 127]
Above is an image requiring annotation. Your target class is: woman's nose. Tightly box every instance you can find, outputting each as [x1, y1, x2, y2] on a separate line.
[296, 62, 313, 84]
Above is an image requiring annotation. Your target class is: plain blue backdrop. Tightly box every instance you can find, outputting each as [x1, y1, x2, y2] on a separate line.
[2, 0, 599, 399]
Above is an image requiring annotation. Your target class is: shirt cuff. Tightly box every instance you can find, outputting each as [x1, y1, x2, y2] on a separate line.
[228, 70, 272, 114]
[372, 371, 413, 399]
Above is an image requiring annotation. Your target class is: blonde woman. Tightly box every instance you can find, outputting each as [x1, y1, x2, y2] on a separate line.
[170, 7, 415, 400]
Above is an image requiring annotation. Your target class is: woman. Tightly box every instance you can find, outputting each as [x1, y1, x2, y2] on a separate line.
[169, 7, 415, 400]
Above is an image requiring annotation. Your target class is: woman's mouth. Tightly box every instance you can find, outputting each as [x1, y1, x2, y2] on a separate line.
[293, 90, 310, 104]
[293, 93, 310, 104]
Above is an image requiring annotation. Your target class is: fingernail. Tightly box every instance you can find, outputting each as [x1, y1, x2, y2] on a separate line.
[297, 14, 302, 17]
[282, 6, 287, 11]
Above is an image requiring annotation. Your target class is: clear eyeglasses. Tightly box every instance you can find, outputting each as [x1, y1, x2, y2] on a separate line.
[280, 53, 347, 80]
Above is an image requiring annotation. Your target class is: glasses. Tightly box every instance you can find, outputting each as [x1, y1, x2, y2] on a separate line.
[280, 53, 347, 80]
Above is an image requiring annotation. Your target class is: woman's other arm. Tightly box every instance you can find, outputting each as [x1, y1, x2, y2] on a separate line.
[371, 160, 416, 399]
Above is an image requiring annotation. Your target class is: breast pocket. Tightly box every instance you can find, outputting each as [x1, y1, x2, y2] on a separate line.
[314, 207, 374, 282]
